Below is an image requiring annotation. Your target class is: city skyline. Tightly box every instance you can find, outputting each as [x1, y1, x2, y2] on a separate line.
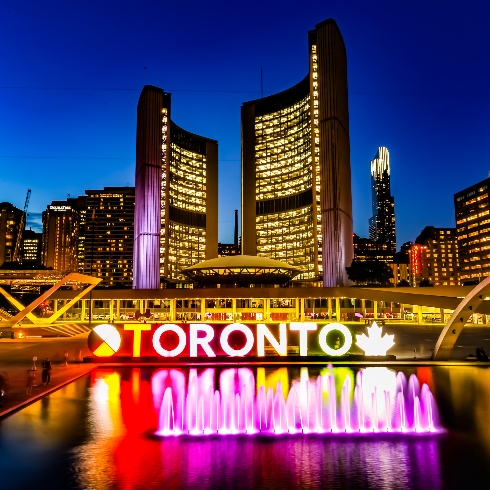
[2, 1, 490, 246]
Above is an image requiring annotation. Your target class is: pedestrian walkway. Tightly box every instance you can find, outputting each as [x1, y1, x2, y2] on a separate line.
[0, 335, 95, 417]
[0, 362, 95, 417]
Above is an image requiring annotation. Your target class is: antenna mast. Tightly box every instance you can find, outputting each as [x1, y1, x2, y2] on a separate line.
[260, 66, 263, 98]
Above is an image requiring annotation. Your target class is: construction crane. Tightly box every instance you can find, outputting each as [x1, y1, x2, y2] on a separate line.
[13, 189, 31, 263]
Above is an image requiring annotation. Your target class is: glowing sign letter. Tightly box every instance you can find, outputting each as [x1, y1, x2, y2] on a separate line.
[189, 324, 216, 357]
[318, 323, 353, 356]
[257, 323, 287, 356]
[289, 323, 317, 356]
[220, 323, 254, 357]
[124, 323, 152, 357]
[152, 324, 186, 357]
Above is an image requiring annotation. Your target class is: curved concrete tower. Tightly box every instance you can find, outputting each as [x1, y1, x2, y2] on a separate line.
[241, 19, 353, 286]
[133, 86, 218, 289]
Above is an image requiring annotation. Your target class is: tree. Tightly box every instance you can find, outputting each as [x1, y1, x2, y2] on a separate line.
[345, 260, 394, 286]
[419, 278, 434, 287]
[397, 279, 410, 287]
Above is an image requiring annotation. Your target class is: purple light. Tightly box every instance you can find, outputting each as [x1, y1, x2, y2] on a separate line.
[153, 367, 440, 436]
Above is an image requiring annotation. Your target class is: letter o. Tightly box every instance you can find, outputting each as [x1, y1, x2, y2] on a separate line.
[220, 323, 254, 357]
[153, 324, 186, 357]
[319, 323, 353, 356]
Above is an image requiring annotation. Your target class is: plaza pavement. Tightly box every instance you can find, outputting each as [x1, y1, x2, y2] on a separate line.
[0, 334, 94, 417]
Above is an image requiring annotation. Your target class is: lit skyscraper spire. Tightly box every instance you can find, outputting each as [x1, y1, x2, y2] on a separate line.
[369, 147, 396, 255]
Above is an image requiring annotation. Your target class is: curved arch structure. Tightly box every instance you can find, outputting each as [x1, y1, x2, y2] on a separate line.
[433, 275, 490, 360]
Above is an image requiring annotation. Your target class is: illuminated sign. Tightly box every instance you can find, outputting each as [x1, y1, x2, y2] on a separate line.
[49, 205, 71, 211]
[356, 321, 395, 356]
[88, 322, 359, 358]
[88, 324, 122, 357]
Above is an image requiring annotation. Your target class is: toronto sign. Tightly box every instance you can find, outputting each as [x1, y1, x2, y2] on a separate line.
[88, 321, 395, 358]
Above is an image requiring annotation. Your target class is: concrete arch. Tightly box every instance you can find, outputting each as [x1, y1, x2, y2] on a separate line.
[433, 275, 490, 360]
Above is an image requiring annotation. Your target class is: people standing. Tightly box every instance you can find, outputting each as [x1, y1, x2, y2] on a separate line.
[0, 372, 8, 406]
[42, 358, 52, 385]
[26, 369, 36, 395]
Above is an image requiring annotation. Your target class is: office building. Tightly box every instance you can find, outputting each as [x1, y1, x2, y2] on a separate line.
[409, 244, 427, 286]
[77, 199, 87, 274]
[42, 198, 84, 271]
[133, 85, 218, 289]
[455, 178, 490, 283]
[241, 19, 353, 286]
[353, 234, 393, 263]
[84, 187, 134, 287]
[390, 263, 410, 286]
[21, 229, 42, 265]
[409, 227, 458, 286]
[369, 147, 396, 255]
[0, 202, 24, 266]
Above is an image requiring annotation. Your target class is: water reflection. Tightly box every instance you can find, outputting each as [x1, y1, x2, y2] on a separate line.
[153, 366, 437, 435]
[2, 366, 490, 489]
[72, 371, 124, 489]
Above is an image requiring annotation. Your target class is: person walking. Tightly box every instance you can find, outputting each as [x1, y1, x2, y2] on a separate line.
[26, 369, 36, 396]
[64, 351, 69, 367]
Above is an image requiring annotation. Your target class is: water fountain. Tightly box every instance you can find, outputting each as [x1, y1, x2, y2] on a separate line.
[154, 367, 439, 436]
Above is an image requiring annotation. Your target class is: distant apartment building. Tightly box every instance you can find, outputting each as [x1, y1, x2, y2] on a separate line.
[409, 244, 427, 286]
[77, 199, 87, 274]
[455, 178, 490, 283]
[42, 198, 85, 271]
[353, 234, 393, 263]
[369, 147, 396, 255]
[390, 262, 410, 286]
[409, 227, 458, 286]
[21, 228, 42, 265]
[0, 202, 24, 266]
[84, 187, 134, 286]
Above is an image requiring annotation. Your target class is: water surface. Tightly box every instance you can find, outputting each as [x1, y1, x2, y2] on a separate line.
[1, 366, 490, 490]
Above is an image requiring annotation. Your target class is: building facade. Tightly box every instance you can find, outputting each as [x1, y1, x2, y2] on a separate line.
[390, 263, 410, 286]
[455, 178, 490, 284]
[42, 198, 83, 271]
[21, 228, 42, 265]
[369, 147, 396, 255]
[409, 227, 458, 286]
[84, 187, 134, 287]
[241, 19, 353, 286]
[353, 234, 393, 263]
[0, 202, 24, 266]
[133, 85, 218, 289]
[409, 244, 426, 286]
[77, 197, 87, 274]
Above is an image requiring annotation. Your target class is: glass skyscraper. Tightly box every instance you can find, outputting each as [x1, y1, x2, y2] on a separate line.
[369, 147, 396, 255]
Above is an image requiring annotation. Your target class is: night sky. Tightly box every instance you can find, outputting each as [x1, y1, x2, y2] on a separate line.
[1, 1, 489, 246]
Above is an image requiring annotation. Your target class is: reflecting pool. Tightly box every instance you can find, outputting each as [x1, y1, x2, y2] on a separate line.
[2, 366, 490, 489]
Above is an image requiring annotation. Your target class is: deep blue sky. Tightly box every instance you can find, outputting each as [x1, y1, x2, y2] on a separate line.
[1, 0, 489, 246]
